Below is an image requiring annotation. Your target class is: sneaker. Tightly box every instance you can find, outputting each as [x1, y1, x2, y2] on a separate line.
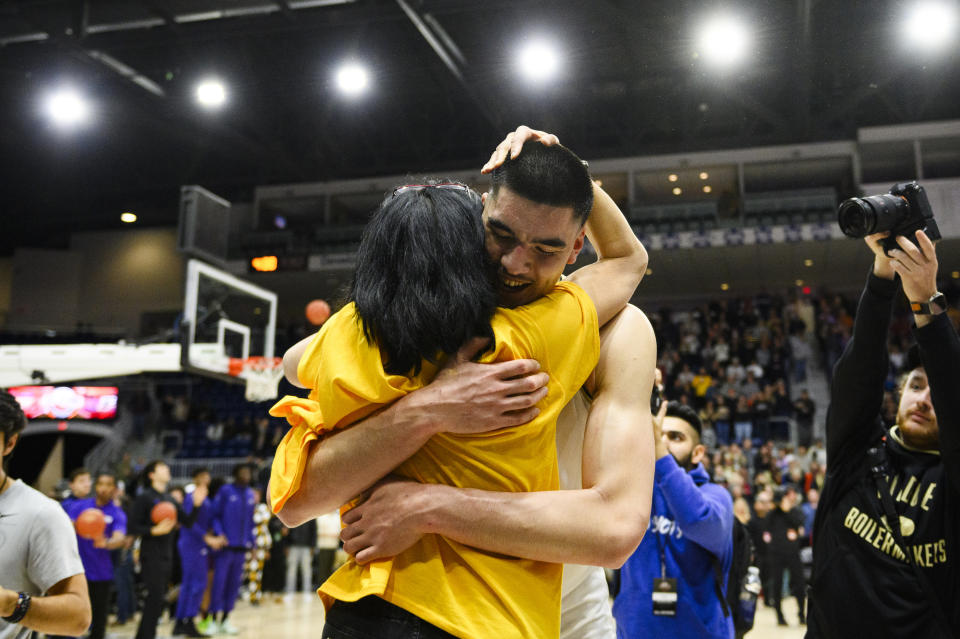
[196, 616, 217, 636]
[219, 620, 240, 635]
[172, 620, 186, 636]
[777, 611, 788, 627]
[184, 620, 205, 638]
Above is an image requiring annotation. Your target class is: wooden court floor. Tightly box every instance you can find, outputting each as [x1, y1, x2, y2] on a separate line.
[98, 592, 807, 639]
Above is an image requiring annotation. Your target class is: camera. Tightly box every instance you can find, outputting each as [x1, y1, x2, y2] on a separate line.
[837, 181, 940, 254]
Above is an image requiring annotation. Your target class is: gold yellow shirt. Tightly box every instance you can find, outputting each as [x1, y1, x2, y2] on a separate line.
[269, 281, 599, 638]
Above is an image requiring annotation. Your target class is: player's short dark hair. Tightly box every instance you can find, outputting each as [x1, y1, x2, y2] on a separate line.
[192, 467, 210, 479]
[0, 390, 27, 455]
[490, 141, 594, 225]
[232, 463, 252, 479]
[350, 181, 497, 376]
[69, 467, 91, 482]
[665, 401, 703, 438]
[95, 471, 117, 484]
[143, 459, 167, 482]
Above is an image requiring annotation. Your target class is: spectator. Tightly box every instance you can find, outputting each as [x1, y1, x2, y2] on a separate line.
[762, 486, 806, 627]
[284, 518, 317, 598]
[614, 402, 734, 638]
[793, 390, 816, 448]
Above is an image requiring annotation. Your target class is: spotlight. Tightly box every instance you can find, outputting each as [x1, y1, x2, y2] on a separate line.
[795, 279, 804, 287]
[120, 212, 137, 223]
[721, 283, 730, 291]
[703, 185, 712, 193]
[196, 79, 227, 109]
[335, 63, 369, 97]
[699, 172, 709, 180]
[668, 174, 679, 182]
[517, 40, 560, 83]
[904, 1, 957, 52]
[672, 187, 683, 195]
[697, 15, 751, 69]
[804, 259, 814, 267]
[44, 88, 90, 128]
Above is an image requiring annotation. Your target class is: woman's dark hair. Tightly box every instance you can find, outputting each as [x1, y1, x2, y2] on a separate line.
[350, 181, 497, 376]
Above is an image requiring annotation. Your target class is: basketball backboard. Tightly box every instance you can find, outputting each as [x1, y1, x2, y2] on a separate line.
[182, 259, 277, 380]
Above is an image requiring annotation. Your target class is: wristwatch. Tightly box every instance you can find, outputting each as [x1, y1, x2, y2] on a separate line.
[910, 292, 947, 315]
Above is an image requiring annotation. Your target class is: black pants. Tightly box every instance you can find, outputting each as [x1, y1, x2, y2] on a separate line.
[323, 596, 457, 639]
[135, 557, 172, 639]
[768, 552, 806, 617]
[87, 579, 112, 639]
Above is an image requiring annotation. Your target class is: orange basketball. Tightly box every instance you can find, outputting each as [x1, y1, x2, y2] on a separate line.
[75, 507, 106, 540]
[151, 500, 177, 524]
[306, 299, 331, 325]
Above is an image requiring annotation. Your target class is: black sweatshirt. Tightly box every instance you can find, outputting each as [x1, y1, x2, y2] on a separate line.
[807, 271, 960, 639]
[129, 486, 200, 563]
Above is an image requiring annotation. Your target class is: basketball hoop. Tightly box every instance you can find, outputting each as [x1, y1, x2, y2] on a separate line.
[229, 356, 284, 402]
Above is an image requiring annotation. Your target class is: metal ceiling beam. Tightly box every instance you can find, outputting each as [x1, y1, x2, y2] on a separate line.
[394, 0, 503, 133]
[0, 0, 358, 45]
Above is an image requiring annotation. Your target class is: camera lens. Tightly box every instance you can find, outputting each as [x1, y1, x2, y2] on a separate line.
[837, 194, 908, 238]
[838, 199, 874, 238]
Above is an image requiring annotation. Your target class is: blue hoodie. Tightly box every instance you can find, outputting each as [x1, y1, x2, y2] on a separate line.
[614, 455, 734, 639]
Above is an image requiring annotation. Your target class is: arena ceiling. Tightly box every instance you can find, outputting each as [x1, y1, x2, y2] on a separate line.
[1, 0, 959, 256]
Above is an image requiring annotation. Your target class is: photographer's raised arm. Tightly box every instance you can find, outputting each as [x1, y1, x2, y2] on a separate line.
[824, 233, 898, 462]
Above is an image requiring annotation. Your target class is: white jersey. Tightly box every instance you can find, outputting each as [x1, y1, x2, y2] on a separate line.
[0, 479, 85, 639]
[557, 389, 617, 639]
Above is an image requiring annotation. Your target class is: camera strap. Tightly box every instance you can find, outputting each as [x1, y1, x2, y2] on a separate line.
[866, 442, 956, 639]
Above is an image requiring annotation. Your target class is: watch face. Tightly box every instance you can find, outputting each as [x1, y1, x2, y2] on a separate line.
[931, 293, 947, 313]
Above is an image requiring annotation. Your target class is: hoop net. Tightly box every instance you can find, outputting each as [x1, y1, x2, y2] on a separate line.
[229, 356, 284, 402]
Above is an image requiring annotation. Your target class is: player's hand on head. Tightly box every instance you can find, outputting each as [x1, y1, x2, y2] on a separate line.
[481, 125, 560, 174]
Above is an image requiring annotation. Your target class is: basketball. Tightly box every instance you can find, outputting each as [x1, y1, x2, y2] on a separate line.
[151, 500, 177, 524]
[305, 299, 331, 325]
[75, 507, 106, 540]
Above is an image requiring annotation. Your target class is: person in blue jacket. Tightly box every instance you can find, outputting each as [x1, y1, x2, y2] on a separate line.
[173, 468, 223, 637]
[207, 464, 256, 635]
[614, 401, 734, 639]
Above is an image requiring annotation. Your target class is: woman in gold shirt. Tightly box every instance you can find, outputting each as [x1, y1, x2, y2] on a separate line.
[269, 178, 601, 638]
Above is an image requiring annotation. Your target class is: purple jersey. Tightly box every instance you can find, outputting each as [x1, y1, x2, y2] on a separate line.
[68, 498, 128, 581]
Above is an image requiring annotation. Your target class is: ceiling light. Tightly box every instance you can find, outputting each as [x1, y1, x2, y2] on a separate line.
[699, 172, 709, 180]
[517, 40, 560, 83]
[795, 279, 804, 287]
[645, 268, 653, 276]
[668, 174, 679, 182]
[697, 15, 751, 69]
[804, 259, 814, 267]
[120, 212, 137, 223]
[952, 271, 959, 279]
[195, 79, 227, 108]
[904, 1, 957, 52]
[721, 283, 730, 291]
[672, 187, 682, 195]
[44, 88, 90, 128]
[335, 63, 369, 96]
[703, 185, 712, 193]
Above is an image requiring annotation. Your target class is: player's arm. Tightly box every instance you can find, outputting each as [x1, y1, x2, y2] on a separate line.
[0, 574, 91, 636]
[276, 339, 548, 527]
[483, 126, 647, 326]
[340, 305, 657, 567]
[824, 232, 898, 461]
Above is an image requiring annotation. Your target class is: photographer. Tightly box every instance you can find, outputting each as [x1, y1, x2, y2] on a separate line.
[613, 401, 734, 638]
[807, 229, 960, 638]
